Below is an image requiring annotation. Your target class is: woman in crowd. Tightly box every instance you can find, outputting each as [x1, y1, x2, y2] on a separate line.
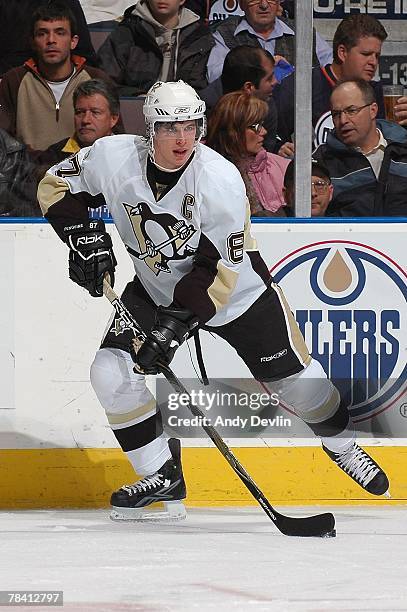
[206, 91, 289, 217]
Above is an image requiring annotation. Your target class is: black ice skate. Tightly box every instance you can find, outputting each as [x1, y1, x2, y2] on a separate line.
[110, 438, 187, 521]
[323, 442, 389, 496]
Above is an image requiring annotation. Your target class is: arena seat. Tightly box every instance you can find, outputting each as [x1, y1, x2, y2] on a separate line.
[120, 96, 146, 135]
[88, 20, 117, 52]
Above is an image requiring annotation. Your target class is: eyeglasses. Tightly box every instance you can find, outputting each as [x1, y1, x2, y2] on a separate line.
[247, 0, 279, 7]
[331, 103, 372, 121]
[247, 121, 265, 134]
[311, 180, 330, 193]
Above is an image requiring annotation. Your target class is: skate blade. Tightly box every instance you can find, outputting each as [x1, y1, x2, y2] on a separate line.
[110, 500, 186, 522]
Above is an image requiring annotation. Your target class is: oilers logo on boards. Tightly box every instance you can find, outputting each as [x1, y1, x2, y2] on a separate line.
[272, 241, 407, 423]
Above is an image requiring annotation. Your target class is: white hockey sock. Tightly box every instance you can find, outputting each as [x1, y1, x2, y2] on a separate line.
[126, 434, 172, 476]
[321, 424, 356, 453]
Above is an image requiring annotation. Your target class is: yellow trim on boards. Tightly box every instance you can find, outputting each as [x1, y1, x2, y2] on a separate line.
[0, 447, 405, 508]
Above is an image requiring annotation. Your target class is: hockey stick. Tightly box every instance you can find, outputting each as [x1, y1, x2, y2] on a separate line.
[103, 279, 336, 538]
[137, 235, 180, 260]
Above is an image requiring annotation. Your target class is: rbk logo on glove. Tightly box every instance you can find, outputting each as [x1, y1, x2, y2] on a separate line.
[64, 219, 117, 297]
[76, 235, 105, 246]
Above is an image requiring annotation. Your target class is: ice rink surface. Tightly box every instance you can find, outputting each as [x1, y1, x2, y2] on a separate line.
[1, 506, 406, 612]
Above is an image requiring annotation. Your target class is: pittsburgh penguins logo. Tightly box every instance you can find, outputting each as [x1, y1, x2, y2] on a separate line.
[124, 202, 197, 275]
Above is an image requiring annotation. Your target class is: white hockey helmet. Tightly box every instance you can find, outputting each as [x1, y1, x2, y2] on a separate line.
[143, 80, 206, 124]
[143, 81, 206, 168]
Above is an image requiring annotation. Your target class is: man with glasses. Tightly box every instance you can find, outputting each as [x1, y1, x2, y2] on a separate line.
[313, 79, 407, 217]
[274, 14, 388, 158]
[207, 0, 332, 83]
[283, 159, 333, 217]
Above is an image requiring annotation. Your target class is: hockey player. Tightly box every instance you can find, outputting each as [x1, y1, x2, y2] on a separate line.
[38, 80, 389, 521]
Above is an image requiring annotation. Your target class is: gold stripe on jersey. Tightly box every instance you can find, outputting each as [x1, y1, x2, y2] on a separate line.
[106, 398, 156, 426]
[207, 261, 239, 311]
[243, 198, 258, 252]
[37, 174, 70, 215]
[273, 283, 311, 367]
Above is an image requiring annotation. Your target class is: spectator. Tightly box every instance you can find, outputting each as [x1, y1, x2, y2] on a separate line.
[96, 0, 215, 96]
[0, 129, 41, 217]
[207, 0, 332, 83]
[206, 90, 289, 216]
[313, 79, 407, 217]
[201, 45, 278, 152]
[80, 0, 209, 24]
[35, 78, 120, 167]
[274, 14, 388, 158]
[209, 0, 293, 23]
[0, 1, 115, 151]
[80, 1, 134, 24]
[222, 46, 276, 99]
[283, 159, 333, 217]
[0, 0, 96, 76]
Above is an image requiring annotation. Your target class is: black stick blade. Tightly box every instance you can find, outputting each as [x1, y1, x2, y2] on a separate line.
[256, 494, 335, 537]
[275, 510, 336, 538]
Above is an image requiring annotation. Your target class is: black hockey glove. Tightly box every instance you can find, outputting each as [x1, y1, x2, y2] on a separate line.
[131, 306, 199, 375]
[64, 219, 117, 297]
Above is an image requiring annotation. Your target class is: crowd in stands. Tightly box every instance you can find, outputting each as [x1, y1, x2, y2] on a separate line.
[0, 0, 406, 218]
[34, 78, 120, 165]
[273, 13, 388, 157]
[206, 91, 288, 216]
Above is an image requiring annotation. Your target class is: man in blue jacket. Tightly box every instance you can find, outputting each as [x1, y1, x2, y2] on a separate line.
[313, 79, 407, 217]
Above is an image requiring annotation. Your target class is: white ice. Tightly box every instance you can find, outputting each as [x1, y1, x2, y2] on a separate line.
[1, 507, 406, 612]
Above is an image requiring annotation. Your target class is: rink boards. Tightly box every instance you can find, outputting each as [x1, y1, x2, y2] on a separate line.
[0, 219, 406, 507]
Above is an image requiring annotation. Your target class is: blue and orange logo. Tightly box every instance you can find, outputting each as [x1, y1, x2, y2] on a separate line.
[272, 240, 406, 422]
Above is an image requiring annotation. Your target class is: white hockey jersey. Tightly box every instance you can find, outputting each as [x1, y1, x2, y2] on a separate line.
[39, 135, 270, 326]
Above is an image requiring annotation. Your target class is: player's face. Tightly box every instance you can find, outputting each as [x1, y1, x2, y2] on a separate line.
[153, 121, 197, 170]
[245, 121, 267, 155]
[32, 18, 78, 67]
[331, 83, 378, 149]
[311, 175, 333, 217]
[74, 94, 119, 147]
[338, 36, 382, 81]
[255, 55, 277, 100]
[240, 0, 280, 32]
[147, 0, 185, 22]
